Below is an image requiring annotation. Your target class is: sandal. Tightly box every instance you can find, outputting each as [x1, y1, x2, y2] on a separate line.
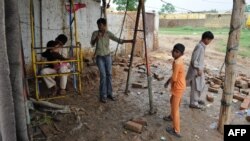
[59, 89, 67, 95]
[189, 104, 202, 109]
[189, 104, 206, 111]
[166, 127, 182, 138]
[198, 100, 205, 105]
[163, 115, 172, 121]
[50, 85, 58, 96]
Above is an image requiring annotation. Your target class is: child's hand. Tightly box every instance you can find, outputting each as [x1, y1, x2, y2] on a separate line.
[96, 32, 103, 40]
[95, 34, 100, 41]
[69, 57, 76, 60]
[164, 82, 168, 88]
[197, 69, 203, 76]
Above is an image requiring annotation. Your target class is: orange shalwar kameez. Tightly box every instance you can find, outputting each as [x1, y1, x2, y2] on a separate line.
[170, 56, 186, 133]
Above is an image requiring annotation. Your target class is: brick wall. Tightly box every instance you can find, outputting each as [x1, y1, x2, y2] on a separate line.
[159, 13, 239, 28]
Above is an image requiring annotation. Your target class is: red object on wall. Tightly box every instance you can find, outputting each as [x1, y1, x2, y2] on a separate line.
[65, 2, 86, 13]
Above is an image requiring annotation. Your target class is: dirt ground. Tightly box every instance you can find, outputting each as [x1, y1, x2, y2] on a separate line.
[30, 34, 250, 141]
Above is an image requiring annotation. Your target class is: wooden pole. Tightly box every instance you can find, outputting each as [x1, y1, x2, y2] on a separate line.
[124, 0, 155, 113]
[102, 0, 108, 28]
[125, 1, 142, 94]
[141, 0, 155, 114]
[217, 0, 246, 134]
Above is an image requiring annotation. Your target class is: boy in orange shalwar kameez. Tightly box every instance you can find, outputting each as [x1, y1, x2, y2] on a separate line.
[164, 43, 186, 138]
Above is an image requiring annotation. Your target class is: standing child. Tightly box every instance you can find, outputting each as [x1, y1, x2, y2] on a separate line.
[164, 43, 186, 138]
[186, 31, 214, 109]
[90, 18, 133, 103]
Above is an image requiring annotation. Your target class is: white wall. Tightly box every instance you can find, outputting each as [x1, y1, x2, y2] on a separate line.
[19, 0, 101, 71]
[107, 12, 129, 55]
[18, 0, 159, 72]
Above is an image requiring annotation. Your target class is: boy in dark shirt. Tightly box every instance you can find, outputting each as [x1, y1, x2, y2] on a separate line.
[42, 40, 70, 70]
[41, 40, 71, 96]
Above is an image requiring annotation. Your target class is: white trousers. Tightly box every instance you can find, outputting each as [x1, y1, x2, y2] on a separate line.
[40, 66, 70, 89]
[190, 79, 203, 106]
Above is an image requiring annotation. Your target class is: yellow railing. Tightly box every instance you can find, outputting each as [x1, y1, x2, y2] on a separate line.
[31, 44, 83, 101]
[30, 0, 83, 100]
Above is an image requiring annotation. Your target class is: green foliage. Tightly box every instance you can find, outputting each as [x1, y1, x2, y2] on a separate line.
[160, 3, 175, 14]
[113, 0, 138, 11]
[207, 9, 218, 13]
[245, 4, 250, 12]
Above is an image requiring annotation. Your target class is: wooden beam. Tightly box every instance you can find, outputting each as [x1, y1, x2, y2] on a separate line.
[217, 0, 246, 134]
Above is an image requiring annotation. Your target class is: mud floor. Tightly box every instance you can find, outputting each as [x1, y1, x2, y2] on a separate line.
[29, 34, 250, 141]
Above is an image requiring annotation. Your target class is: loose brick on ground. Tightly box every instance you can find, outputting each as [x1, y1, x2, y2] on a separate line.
[234, 87, 240, 92]
[240, 97, 250, 110]
[131, 117, 147, 126]
[124, 121, 143, 133]
[212, 77, 222, 85]
[118, 63, 127, 67]
[124, 67, 129, 72]
[132, 83, 144, 88]
[246, 109, 250, 122]
[241, 89, 250, 95]
[206, 93, 214, 102]
[233, 93, 246, 102]
[235, 80, 248, 89]
[208, 87, 219, 93]
[211, 84, 221, 89]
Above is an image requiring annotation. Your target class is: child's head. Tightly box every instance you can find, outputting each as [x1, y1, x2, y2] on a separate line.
[51, 41, 62, 53]
[172, 43, 185, 59]
[97, 18, 107, 32]
[45, 40, 55, 52]
[55, 34, 68, 45]
[46, 40, 61, 53]
[201, 31, 214, 45]
[46, 40, 55, 48]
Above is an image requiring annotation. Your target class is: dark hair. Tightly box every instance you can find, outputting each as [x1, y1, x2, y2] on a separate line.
[173, 43, 185, 54]
[202, 31, 214, 40]
[55, 34, 68, 45]
[46, 40, 61, 48]
[45, 40, 56, 53]
[46, 40, 55, 47]
[97, 18, 107, 25]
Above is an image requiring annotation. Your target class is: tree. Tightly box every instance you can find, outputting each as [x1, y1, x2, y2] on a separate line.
[245, 4, 250, 12]
[160, 3, 175, 14]
[113, 0, 138, 11]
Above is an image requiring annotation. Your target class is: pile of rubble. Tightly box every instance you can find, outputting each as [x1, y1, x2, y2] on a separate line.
[205, 69, 250, 122]
[205, 72, 250, 109]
